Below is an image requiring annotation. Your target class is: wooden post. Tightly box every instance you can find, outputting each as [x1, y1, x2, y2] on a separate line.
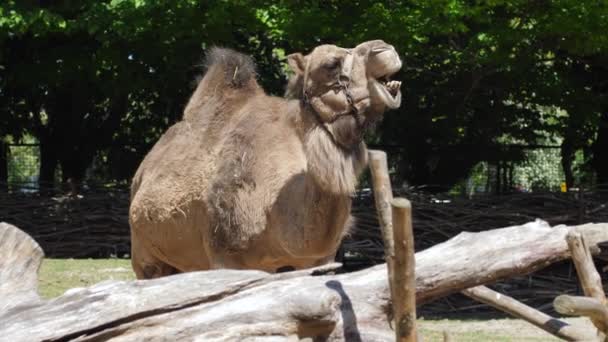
[368, 150, 398, 321]
[564, 231, 608, 339]
[368, 150, 395, 260]
[567, 231, 606, 304]
[463, 285, 592, 341]
[391, 198, 417, 342]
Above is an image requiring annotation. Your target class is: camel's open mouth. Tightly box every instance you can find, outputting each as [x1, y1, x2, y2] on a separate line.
[366, 44, 403, 110]
[372, 72, 402, 109]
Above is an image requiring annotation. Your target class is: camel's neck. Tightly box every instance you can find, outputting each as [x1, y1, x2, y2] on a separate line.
[291, 101, 368, 195]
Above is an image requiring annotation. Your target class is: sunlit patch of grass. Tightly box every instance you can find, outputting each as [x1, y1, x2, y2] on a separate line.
[418, 317, 570, 342]
[38, 258, 135, 298]
[419, 328, 552, 342]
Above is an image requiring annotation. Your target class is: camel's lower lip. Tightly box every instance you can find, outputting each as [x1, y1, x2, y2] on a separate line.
[371, 78, 402, 109]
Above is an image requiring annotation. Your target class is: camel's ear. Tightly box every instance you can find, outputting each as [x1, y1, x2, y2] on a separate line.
[287, 53, 307, 75]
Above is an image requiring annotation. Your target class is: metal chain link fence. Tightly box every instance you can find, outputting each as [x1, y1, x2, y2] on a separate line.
[7, 143, 40, 191]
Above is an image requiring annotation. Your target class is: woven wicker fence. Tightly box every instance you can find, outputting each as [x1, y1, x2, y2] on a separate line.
[347, 187, 608, 317]
[1, 183, 607, 316]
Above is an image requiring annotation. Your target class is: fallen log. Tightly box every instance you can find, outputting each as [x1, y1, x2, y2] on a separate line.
[414, 220, 608, 303]
[0, 222, 44, 311]
[3, 220, 608, 341]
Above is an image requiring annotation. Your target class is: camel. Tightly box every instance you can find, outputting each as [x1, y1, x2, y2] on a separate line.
[129, 40, 402, 279]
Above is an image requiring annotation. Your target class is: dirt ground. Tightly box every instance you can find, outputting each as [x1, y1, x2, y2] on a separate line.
[39, 259, 596, 341]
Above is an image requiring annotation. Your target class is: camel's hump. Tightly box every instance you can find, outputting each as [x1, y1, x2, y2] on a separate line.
[203, 47, 257, 88]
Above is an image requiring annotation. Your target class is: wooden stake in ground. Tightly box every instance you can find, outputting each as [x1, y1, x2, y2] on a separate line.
[368, 150, 395, 261]
[368, 150, 399, 325]
[557, 231, 608, 339]
[566, 231, 607, 305]
[392, 198, 417, 342]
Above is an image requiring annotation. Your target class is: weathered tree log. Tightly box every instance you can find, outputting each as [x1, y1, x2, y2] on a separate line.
[3, 220, 608, 341]
[0, 222, 44, 311]
[462, 285, 594, 341]
[414, 220, 608, 303]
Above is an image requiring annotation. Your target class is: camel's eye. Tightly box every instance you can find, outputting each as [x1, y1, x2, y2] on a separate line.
[322, 58, 341, 71]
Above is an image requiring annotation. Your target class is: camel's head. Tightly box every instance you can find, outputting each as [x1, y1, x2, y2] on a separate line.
[287, 40, 402, 146]
[355, 40, 403, 116]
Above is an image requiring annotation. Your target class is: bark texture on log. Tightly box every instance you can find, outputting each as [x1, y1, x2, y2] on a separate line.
[2, 267, 393, 342]
[414, 220, 608, 303]
[3, 221, 608, 341]
[0, 222, 44, 311]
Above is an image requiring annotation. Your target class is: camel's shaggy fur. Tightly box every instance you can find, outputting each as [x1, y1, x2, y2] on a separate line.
[129, 42, 402, 278]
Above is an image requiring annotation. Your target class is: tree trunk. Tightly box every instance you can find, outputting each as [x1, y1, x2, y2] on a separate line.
[561, 135, 575, 189]
[508, 162, 514, 191]
[592, 111, 608, 186]
[496, 161, 502, 194]
[486, 162, 495, 193]
[59, 153, 90, 193]
[38, 135, 58, 191]
[2, 220, 608, 341]
[0, 139, 8, 191]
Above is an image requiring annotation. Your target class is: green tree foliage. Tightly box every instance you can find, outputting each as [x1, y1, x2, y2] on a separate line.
[1, 1, 608, 190]
[0, 0, 285, 187]
[237, 1, 608, 189]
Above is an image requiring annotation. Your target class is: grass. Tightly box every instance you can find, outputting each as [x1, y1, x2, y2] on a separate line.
[38, 258, 134, 298]
[417, 318, 566, 341]
[37, 259, 591, 341]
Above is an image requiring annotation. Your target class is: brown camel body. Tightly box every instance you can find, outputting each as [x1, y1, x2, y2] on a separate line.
[129, 41, 402, 278]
